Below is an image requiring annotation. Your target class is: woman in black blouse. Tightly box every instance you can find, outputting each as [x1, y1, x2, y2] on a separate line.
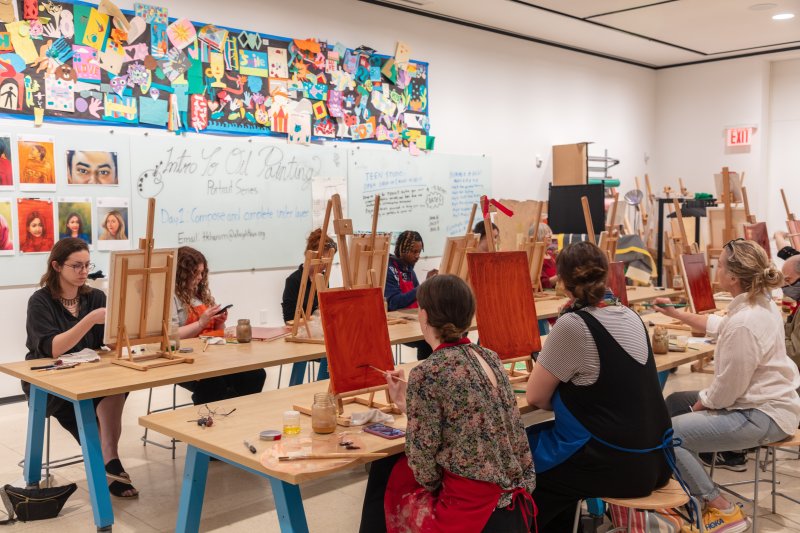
[24, 238, 137, 498]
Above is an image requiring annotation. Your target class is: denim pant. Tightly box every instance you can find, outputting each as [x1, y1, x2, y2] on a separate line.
[666, 391, 790, 501]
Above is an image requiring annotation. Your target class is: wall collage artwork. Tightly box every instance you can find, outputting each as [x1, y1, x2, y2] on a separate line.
[0, 0, 432, 258]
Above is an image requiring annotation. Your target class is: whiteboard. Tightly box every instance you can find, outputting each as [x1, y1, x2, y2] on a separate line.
[130, 133, 346, 272]
[348, 148, 491, 256]
[0, 120, 131, 286]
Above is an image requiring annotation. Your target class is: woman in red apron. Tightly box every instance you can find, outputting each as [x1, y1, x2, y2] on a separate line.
[385, 231, 438, 360]
[362, 274, 536, 533]
[173, 247, 266, 405]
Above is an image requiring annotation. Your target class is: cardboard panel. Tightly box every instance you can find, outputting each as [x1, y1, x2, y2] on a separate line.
[319, 287, 394, 396]
[552, 143, 588, 186]
[743, 222, 770, 258]
[607, 261, 628, 306]
[467, 251, 541, 358]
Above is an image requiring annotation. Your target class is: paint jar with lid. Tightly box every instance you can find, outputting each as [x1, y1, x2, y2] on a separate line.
[311, 393, 336, 434]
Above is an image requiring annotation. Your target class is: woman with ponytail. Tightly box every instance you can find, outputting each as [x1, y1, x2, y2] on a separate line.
[655, 239, 800, 532]
[525, 241, 672, 531]
[360, 275, 536, 533]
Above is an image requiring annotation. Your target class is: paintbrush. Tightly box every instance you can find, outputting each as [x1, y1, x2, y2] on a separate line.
[647, 321, 693, 332]
[278, 452, 387, 461]
[641, 302, 687, 308]
[358, 364, 408, 384]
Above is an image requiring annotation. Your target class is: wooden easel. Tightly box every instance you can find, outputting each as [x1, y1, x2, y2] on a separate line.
[781, 189, 800, 250]
[349, 195, 390, 291]
[678, 178, 688, 197]
[111, 198, 192, 371]
[707, 167, 741, 287]
[286, 199, 336, 345]
[520, 201, 555, 299]
[742, 187, 770, 257]
[582, 195, 617, 260]
[439, 204, 479, 279]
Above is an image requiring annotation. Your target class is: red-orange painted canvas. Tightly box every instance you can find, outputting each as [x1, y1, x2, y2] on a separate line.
[467, 251, 541, 358]
[608, 261, 628, 306]
[743, 222, 770, 258]
[680, 253, 716, 313]
[318, 287, 394, 396]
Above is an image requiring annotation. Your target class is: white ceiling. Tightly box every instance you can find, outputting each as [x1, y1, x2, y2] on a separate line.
[362, 0, 800, 68]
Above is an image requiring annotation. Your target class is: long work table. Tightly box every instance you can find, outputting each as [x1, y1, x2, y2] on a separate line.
[140, 327, 714, 533]
[0, 284, 685, 531]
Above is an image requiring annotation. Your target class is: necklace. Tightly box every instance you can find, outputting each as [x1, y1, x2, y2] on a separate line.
[60, 295, 79, 307]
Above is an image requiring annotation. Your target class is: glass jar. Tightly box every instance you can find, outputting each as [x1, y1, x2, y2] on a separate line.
[236, 318, 252, 343]
[311, 393, 336, 434]
[168, 323, 180, 352]
[672, 274, 684, 289]
[283, 410, 301, 437]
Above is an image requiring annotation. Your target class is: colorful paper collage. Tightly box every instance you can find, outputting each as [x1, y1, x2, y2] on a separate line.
[0, 2, 429, 148]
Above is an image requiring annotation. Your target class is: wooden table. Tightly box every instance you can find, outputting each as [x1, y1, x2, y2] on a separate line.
[140, 330, 713, 533]
[0, 284, 684, 531]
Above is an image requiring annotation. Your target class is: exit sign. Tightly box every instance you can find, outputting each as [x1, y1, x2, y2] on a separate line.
[726, 127, 752, 147]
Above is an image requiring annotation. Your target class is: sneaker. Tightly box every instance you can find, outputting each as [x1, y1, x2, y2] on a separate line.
[699, 451, 747, 472]
[681, 505, 750, 533]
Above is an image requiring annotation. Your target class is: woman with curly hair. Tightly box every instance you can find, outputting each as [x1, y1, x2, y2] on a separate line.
[384, 230, 438, 360]
[172, 246, 265, 405]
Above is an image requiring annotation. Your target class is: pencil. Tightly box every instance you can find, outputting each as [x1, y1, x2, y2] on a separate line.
[203, 339, 210, 352]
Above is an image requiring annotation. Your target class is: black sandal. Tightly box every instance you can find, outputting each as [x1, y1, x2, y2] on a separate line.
[105, 459, 138, 499]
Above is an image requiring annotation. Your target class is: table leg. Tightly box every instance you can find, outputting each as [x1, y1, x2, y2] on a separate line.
[176, 446, 209, 533]
[289, 362, 308, 386]
[23, 385, 47, 486]
[75, 398, 114, 530]
[269, 477, 309, 533]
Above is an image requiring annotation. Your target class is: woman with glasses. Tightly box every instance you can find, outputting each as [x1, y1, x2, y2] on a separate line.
[23, 238, 138, 498]
[654, 239, 800, 532]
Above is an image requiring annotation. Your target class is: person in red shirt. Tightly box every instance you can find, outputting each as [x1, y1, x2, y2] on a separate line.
[531, 222, 557, 289]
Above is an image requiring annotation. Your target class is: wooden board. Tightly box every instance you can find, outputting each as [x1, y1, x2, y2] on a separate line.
[552, 143, 588, 186]
[608, 261, 628, 306]
[495, 199, 541, 252]
[679, 253, 716, 313]
[707, 206, 747, 250]
[104, 248, 178, 345]
[439, 234, 478, 279]
[467, 251, 542, 358]
[743, 222, 770, 258]
[788, 219, 800, 251]
[318, 287, 395, 396]
[348, 233, 390, 290]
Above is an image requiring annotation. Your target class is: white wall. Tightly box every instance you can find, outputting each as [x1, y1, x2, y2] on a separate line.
[0, 0, 658, 398]
[767, 58, 800, 239]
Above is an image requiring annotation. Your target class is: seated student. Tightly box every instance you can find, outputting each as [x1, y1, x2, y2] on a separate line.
[655, 239, 800, 532]
[360, 275, 536, 533]
[526, 241, 671, 531]
[385, 230, 437, 360]
[473, 220, 499, 252]
[281, 228, 337, 382]
[173, 246, 266, 404]
[782, 255, 800, 368]
[24, 238, 138, 498]
[530, 222, 557, 289]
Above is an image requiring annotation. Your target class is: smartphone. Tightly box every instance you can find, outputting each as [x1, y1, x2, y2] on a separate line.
[214, 304, 233, 315]
[364, 423, 406, 440]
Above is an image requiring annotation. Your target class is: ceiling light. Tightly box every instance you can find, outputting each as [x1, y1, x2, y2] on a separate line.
[749, 3, 777, 10]
[772, 13, 795, 19]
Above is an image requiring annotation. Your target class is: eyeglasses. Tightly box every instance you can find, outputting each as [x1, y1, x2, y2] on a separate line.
[723, 238, 745, 251]
[64, 262, 95, 273]
[187, 404, 237, 428]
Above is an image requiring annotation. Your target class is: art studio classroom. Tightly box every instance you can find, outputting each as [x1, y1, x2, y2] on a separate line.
[1, 0, 800, 532]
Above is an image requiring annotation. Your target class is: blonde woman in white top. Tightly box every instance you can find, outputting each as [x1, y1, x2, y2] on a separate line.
[654, 238, 800, 533]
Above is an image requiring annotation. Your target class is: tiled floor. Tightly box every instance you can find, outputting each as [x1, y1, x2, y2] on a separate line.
[0, 362, 798, 531]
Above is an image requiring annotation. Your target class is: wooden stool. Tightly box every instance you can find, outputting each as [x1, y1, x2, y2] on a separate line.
[601, 479, 689, 533]
[709, 430, 800, 532]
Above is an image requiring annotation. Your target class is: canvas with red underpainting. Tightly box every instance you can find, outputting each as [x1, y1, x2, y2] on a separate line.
[608, 261, 628, 306]
[467, 250, 542, 359]
[679, 253, 716, 313]
[17, 197, 55, 254]
[743, 222, 770, 258]
[318, 287, 395, 396]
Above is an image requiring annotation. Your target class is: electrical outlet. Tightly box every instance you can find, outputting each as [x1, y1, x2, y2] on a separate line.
[259, 309, 268, 324]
